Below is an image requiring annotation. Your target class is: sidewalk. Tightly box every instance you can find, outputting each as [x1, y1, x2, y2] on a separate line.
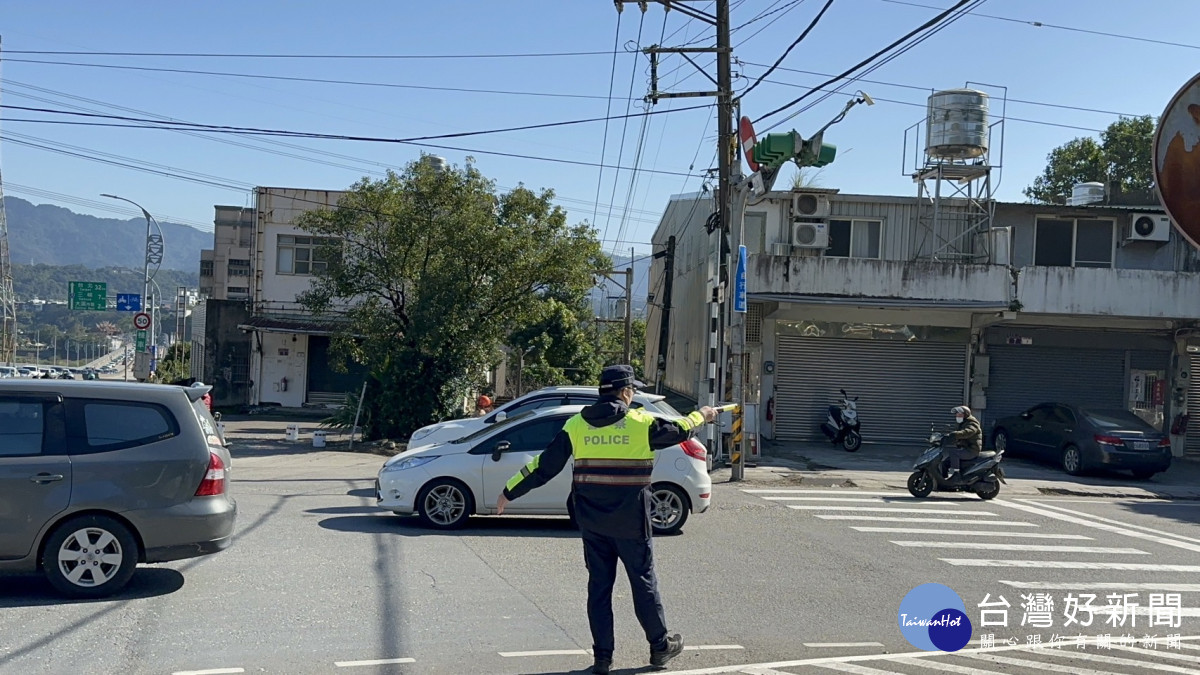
[715, 438, 1200, 500]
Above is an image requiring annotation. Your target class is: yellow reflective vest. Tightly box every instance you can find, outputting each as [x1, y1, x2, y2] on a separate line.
[564, 407, 656, 487]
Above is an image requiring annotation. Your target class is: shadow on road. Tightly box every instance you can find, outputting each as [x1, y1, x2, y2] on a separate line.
[0, 568, 184, 608]
[1119, 500, 1200, 527]
[347, 487, 376, 498]
[519, 667, 656, 675]
[318, 513, 581, 538]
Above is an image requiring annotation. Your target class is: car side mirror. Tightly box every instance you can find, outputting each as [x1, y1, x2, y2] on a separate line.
[494, 411, 507, 423]
[213, 412, 222, 422]
[491, 440, 510, 462]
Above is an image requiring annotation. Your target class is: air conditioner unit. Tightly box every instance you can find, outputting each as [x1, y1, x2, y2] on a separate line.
[791, 221, 829, 249]
[1127, 213, 1171, 242]
[792, 192, 832, 219]
[770, 242, 793, 257]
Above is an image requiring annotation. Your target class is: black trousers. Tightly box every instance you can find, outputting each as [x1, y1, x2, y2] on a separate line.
[948, 447, 977, 471]
[581, 529, 669, 659]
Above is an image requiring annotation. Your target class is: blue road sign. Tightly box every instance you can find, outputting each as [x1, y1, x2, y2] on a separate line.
[116, 293, 142, 312]
[734, 245, 747, 313]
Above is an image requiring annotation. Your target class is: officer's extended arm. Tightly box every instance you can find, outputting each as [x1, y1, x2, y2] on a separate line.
[648, 410, 708, 450]
[502, 431, 573, 501]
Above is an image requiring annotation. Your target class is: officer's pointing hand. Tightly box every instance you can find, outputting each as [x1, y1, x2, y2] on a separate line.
[699, 406, 717, 423]
[496, 493, 509, 515]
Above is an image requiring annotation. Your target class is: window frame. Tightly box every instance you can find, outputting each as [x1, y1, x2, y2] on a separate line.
[1033, 216, 1116, 269]
[492, 415, 571, 453]
[0, 395, 63, 457]
[65, 398, 180, 454]
[276, 234, 340, 276]
[825, 218, 883, 260]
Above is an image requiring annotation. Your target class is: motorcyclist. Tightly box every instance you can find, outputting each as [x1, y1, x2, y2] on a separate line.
[945, 405, 982, 480]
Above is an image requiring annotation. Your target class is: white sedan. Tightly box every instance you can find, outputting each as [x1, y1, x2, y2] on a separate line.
[376, 406, 711, 535]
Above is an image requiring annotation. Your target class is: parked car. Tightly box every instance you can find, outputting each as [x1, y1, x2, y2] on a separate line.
[406, 386, 686, 448]
[991, 403, 1172, 479]
[377, 405, 710, 535]
[0, 380, 236, 598]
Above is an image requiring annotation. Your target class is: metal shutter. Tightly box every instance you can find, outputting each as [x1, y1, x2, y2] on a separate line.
[774, 335, 967, 443]
[1187, 354, 1200, 455]
[985, 346, 1126, 430]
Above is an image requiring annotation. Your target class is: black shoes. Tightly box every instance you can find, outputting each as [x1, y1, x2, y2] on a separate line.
[650, 633, 684, 668]
[591, 657, 612, 674]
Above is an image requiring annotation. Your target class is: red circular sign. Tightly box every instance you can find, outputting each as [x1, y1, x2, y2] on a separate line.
[133, 312, 151, 330]
[1154, 71, 1200, 250]
[740, 116, 760, 173]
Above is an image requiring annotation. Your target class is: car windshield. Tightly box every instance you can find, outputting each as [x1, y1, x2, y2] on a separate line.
[1085, 409, 1152, 430]
[451, 409, 538, 443]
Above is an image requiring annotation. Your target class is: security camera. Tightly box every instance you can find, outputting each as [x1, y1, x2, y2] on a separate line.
[858, 91, 875, 106]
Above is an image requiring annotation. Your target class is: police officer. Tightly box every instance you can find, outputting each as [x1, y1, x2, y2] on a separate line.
[495, 365, 716, 674]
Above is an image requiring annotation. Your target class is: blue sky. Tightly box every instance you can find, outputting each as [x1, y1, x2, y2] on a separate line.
[3, 0, 1199, 257]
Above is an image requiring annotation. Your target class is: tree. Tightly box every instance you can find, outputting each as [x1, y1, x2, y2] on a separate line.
[298, 158, 607, 441]
[1024, 116, 1157, 204]
[505, 290, 603, 395]
[155, 343, 191, 382]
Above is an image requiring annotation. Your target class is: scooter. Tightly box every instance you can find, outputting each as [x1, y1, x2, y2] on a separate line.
[907, 424, 1006, 500]
[821, 389, 862, 452]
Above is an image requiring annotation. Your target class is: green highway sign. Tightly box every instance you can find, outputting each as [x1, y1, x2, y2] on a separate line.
[135, 330, 148, 353]
[69, 281, 108, 311]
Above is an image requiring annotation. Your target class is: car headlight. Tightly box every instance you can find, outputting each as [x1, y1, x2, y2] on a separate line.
[382, 455, 439, 473]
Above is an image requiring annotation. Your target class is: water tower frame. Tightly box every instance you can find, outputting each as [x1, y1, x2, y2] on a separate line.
[902, 82, 1007, 262]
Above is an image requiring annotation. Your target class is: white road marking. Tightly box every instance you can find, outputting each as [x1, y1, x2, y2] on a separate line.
[817, 515, 1037, 526]
[1000, 581, 1200, 591]
[737, 668, 795, 675]
[499, 649, 590, 657]
[892, 541, 1149, 554]
[816, 663, 907, 674]
[171, 670, 245, 675]
[893, 657, 1007, 674]
[762, 496, 942, 502]
[1052, 648, 1200, 674]
[787, 506, 997, 515]
[685, 645, 745, 651]
[742, 489, 909, 496]
[802, 642, 884, 648]
[1115, 644, 1200, 663]
[334, 658, 416, 667]
[1178, 642, 1200, 651]
[959, 651, 1126, 675]
[1003, 499, 1200, 551]
[851, 527, 1090, 539]
[942, 559, 1200, 572]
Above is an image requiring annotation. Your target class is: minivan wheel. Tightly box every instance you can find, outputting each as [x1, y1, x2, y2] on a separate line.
[41, 515, 138, 599]
[416, 479, 473, 529]
[650, 484, 689, 536]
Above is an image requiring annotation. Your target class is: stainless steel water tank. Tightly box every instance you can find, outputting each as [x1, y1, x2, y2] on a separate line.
[925, 89, 990, 160]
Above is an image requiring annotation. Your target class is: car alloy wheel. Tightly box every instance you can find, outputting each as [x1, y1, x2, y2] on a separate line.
[42, 515, 138, 598]
[993, 430, 1008, 452]
[650, 485, 689, 535]
[419, 481, 470, 528]
[1062, 445, 1083, 476]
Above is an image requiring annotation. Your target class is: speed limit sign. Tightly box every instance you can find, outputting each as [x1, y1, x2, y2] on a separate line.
[133, 312, 151, 330]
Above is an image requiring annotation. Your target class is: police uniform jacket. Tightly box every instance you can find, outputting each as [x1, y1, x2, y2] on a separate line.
[502, 396, 705, 539]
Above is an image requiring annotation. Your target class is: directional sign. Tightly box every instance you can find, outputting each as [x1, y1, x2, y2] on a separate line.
[734, 245, 747, 313]
[133, 312, 152, 331]
[116, 293, 142, 312]
[68, 281, 107, 311]
[135, 330, 147, 353]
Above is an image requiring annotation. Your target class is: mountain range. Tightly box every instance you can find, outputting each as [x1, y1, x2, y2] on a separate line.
[4, 196, 211, 272]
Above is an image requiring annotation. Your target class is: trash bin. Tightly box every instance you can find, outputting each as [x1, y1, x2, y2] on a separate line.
[286, 424, 299, 441]
[312, 430, 327, 448]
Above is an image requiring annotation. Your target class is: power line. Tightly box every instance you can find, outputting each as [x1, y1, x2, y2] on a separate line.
[601, 9, 648, 252]
[0, 58, 634, 102]
[753, 0, 975, 124]
[740, 0, 835, 99]
[592, 14, 624, 229]
[1, 49, 617, 59]
[878, 0, 1200, 51]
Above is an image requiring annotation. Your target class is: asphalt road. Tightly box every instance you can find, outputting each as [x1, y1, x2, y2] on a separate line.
[3, 421, 1200, 675]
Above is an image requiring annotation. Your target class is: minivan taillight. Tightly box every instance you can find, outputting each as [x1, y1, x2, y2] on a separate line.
[681, 439, 707, 461]
[1095, 435, 1125, 447]
[195, 452, 227, 496]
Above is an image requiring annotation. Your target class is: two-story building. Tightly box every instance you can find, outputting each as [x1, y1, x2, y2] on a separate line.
[645, 187, 1200, 458]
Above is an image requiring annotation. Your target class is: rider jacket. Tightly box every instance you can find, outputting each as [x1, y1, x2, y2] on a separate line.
[950, 415, 983, 456]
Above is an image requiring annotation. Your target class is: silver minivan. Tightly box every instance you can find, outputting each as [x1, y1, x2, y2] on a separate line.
[0, 380, 237, 598]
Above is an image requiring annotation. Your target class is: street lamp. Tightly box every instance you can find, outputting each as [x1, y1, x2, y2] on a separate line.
[101, 194, 165, 380]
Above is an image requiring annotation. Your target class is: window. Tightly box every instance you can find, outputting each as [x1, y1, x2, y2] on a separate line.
[73, 401, 178, 451]
[1034, 217, 1114, 268]
[227, 286, 249, 296]
[276, 235, 339, 275]
[496, 417, 568, 452]
[0, 398, 46, 456]
[228, 259, 251, 277]
[199, 260, 214, 277]
[827, 219, 881, 259]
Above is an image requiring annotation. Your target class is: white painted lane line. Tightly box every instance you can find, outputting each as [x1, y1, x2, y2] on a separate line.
[738, 668, 795, 675]
[942, 559, 1200, 571]
[894, 658, 1007, 675]
[852, 527, 1091, 539]
[1029, 648, 1200, 675]
[1000, 581, 1200, 591]
[763, 496, 944, 502]
[817, 515, 1037, 526]
[172, 670, 245, 675]
[499, 649, 590, 657]
[1105, 644, 1200, 668]
[802, 643, 884, 648]
[959, 651, 1126, 675]
[997, 499, 1200, 553]
[1177, 642, 1200, 651]
[1017, 498, 1200, 544]
[816, 663, 908, 674]
[892, 541, 1149, 554]
[334, 658, 417, 667]
[787, 506, 998, 515]
[743, 489, 907, 495]
[685, 645, 745, 651]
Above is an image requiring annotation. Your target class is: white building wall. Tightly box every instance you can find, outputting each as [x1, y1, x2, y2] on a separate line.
[256, 333, 310, 408]
[254, 187, 346, 306]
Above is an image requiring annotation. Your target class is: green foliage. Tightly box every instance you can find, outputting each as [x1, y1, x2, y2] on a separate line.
[297, 157, 607, 441]
[506, 291, 605, 393]
[155, 343, 191, 382]
[1024, 116, 1156, 204]
[597, 317, 648, 379]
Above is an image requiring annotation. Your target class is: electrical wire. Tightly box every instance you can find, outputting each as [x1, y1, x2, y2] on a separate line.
[592, 13, 624, 229]
[753, 0, 975, 124]
[1, 49, 617, 59]
[601, 9, 648, 252]
[740, 0, 835, 99]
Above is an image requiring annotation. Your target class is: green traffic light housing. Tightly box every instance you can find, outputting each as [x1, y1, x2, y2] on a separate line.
[750, 130, 836, 170]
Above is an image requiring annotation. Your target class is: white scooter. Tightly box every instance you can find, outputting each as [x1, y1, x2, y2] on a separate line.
[821, 389, 862, 452]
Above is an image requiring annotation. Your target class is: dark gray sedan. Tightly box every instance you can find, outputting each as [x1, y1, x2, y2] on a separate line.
[991, 403, 1172, 480]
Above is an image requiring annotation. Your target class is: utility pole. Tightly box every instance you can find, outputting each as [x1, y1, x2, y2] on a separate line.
[595, 266, 634, 365]
[637, 0, 733, 471]
[653, 235, 676, 394]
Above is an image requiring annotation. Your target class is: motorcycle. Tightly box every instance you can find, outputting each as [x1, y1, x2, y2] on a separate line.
[907, 424, 1006, 500]
[821, 389, 862, 452]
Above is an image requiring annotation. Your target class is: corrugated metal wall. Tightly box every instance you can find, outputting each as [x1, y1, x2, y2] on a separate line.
[984, 346, 1128, 428]
[774, 335, 967, 444]
[1188, 354, 1200, 455]
[828, 197, 918, 260]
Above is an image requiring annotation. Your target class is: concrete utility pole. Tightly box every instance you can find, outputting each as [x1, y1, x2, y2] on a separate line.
[653, 235, 676, 395]
[638, 0, 734, 472]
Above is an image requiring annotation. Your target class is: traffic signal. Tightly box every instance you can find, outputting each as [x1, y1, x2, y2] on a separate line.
[798, 132, 837, 168]
[749, 130, 836, 170]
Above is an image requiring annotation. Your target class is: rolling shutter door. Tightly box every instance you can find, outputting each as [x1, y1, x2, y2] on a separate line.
[985, 346, 1125, 429]
[1187, 354, 1200, 455]
[774, 335, 967, 444]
